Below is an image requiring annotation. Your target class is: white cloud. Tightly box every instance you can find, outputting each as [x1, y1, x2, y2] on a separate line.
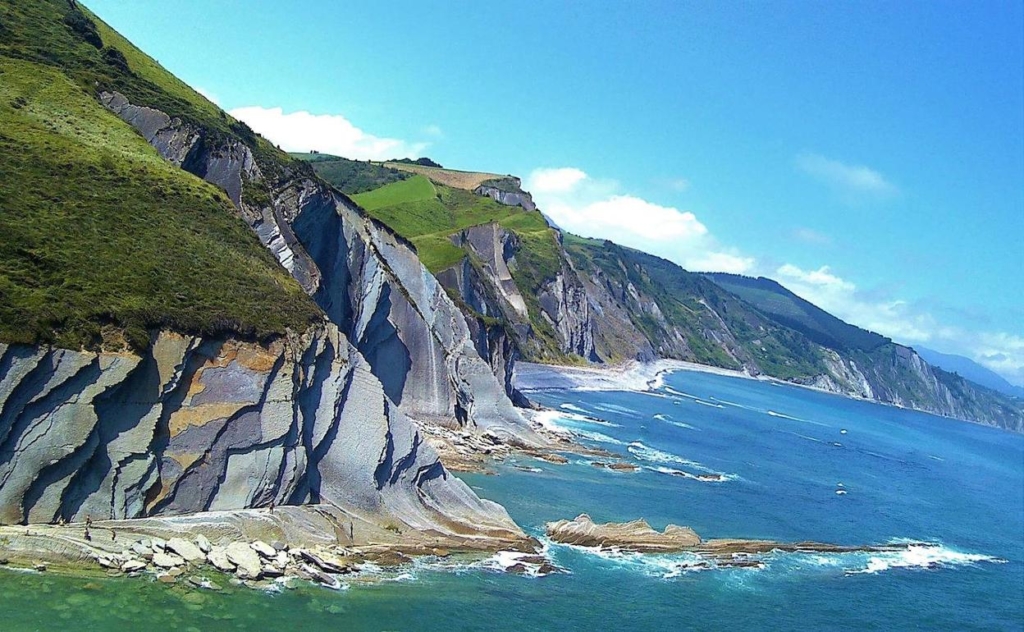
[549, 194, 708, 241]
[422, 124, 444, 138]
[530, 167, 588, 194]
[228, 106, 428, 160]
[667, 177, 691, 192]
[526, 167, 752, 274]
[796, 152, 897, 198]
[687, 252, 757, 274]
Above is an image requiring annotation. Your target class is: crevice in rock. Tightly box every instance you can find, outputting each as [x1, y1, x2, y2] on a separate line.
[0, 357, 102, 490]
[57, 351, 161, 520]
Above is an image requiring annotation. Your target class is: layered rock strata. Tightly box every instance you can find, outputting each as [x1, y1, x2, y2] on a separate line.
[0, 328, 523, 540]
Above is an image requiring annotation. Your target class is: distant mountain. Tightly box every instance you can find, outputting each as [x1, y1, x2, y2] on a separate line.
[915, 347, 1024, 399]
[704, 273, 889, 352]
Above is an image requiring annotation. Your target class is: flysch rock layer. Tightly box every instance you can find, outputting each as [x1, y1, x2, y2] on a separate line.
[0, 326, 522, 543]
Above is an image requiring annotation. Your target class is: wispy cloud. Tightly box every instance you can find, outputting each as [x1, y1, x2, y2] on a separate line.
[793, 227, 833, 246]
[796, 152, 898, 199]
[422, 124, 444, 139]
[526, 167, 754, 274]
[666, 177, 691, 192]
[228, 106, 428, 160]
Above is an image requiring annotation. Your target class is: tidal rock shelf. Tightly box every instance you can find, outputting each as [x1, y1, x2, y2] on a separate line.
[546, 514, 909, 567]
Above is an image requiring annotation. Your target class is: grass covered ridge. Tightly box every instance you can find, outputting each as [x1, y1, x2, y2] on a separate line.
[380, 162, 503, 191]
[351, 175, 558, 274]
[0, 56, 321, 351]
[290, 153, 410, 195]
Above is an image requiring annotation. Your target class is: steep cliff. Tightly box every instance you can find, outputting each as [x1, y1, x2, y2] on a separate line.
[312, 154, 1022, 430]
[97, 94, 531, 442]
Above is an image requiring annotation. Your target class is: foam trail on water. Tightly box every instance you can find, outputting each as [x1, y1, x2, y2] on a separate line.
[560, 403, 589, 414]
[652, 412, 698, 429]
[646, 465, 737, 482]
[627, 442, 734, 481]
[847, 542, 1006, 575]
[766, 410, 831, 428]
[572, 429, 626, 446]
[591, 403, 643, 418]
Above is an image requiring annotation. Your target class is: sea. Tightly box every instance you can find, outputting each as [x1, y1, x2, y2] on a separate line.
[1, 369, 1021, 631]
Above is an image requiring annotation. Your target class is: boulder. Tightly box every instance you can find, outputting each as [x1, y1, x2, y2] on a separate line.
[195, 534, 213, 554]
[166, 537, 205, 563]
[225, 542, 262, 579]
[121, 560, 147, 573]
[250, 540, 276, 559]
[207, 547, 235, 572]
[152, 551, 185, 568]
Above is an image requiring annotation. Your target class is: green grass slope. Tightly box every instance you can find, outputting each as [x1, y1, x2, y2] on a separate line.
[0, 1, 321, 350]
[351, 175, 559, 276]
[706, 273, 889, 352]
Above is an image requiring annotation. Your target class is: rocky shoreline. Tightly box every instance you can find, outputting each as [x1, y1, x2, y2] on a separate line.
[419, 411, 615, 474]
[0, 504, 541, 591]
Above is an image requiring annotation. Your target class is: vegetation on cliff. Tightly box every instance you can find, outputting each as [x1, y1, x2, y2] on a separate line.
[0, 1, 321, 350]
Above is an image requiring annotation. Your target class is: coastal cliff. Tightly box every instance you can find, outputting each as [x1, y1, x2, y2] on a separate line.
[0, 0, 533, 545]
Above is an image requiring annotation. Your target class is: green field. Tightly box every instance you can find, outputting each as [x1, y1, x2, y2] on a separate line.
[0, 3, 321, 351]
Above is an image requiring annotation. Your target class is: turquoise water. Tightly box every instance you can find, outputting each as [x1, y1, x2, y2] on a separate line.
[2, 370, 1021, 630]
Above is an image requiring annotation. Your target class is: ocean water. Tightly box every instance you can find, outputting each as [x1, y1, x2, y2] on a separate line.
[2, 370, 1021, 631]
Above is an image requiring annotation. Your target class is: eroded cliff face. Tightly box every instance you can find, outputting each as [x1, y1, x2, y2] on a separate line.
[440, 223, 598, 365]
[0, 328, 523, 537]
[100, 91, 532, 444]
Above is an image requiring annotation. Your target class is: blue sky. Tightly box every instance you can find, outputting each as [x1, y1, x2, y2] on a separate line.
[87, 1, 1024, 385]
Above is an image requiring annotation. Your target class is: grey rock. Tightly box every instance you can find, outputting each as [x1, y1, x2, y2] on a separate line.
[166, 537, 205, 563]
[250, 540, 276, 559]
[121, 560, 147, 573]
[206, 548, 235, 572]
[225, 542, 262, 579]
[195, 534, 212, 554]
[152, 551, 184, 568]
